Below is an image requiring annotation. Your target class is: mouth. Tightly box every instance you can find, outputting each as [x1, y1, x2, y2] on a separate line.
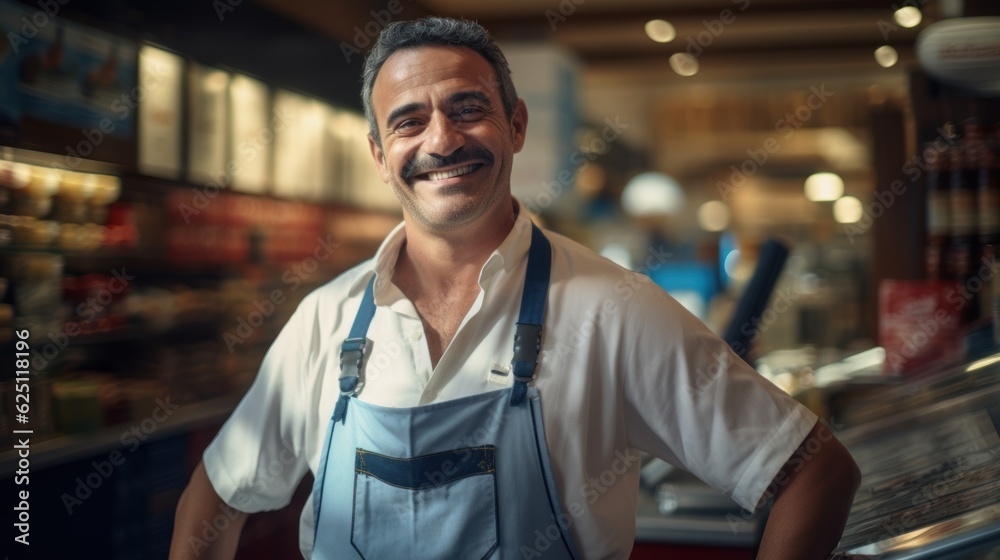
[414, 163, 484, 182]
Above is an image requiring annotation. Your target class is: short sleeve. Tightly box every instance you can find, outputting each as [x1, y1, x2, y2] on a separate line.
[622, 277, 818, 512]
[202, 299, 314, 513]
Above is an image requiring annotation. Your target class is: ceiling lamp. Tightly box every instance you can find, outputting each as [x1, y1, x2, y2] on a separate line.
[645, 19, 676, 43]
[669, 53, 699, 76]
[875, 45, 899, 68]
[621, 172, 684, 216]
[893, 6, 922, 28]
[804, 172, 844, 201]
[697, 200, 730, 232]
[834, 196, 863, 223]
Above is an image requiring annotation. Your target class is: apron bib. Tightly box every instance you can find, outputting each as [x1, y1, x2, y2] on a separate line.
[310, 224, 579, 559]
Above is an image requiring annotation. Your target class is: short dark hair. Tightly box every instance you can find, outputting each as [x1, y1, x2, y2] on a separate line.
[362, 17, 518, 147]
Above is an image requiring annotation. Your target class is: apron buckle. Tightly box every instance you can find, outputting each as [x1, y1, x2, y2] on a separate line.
[512, 323, 542, 363]
[339, 337, 367, 397]
[510, 323, 542, 406]
[334, 338, 367, 424]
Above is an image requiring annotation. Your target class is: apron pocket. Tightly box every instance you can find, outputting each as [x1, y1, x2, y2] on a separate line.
[351, 446, 499, 560]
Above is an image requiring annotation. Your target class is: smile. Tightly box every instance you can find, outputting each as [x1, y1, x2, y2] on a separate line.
[421, 164, 483, 181]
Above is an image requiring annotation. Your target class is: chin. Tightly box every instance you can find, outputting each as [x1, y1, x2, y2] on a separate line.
[409, 199, 492, 231]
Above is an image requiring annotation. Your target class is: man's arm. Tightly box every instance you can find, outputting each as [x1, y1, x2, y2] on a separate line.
[757, 421, 862, 559]
[169, 460, 249, 560]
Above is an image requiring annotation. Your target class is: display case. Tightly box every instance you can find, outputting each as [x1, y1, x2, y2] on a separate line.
[835, 351, 1000, 558]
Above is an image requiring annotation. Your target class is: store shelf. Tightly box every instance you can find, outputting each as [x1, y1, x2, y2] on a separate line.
[0, 395, 240, 477]
[634, 468, 761, 548]
[634, 491, 760, 548]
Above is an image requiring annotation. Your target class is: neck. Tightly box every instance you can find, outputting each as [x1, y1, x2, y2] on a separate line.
[395, 197, 518, 293]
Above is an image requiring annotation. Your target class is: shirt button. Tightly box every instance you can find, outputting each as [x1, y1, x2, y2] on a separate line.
[410, 329, 422, 341]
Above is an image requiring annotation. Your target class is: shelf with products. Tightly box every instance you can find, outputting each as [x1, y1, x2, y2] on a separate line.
[0, 154, 400, 469]
[869, 63, 1000, 378]
[0, 394, 240, 477]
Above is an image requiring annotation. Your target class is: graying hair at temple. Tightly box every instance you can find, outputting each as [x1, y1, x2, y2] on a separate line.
[361, 17, 520, 147]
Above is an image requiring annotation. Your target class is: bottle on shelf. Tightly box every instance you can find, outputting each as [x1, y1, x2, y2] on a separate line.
[984, 123, 1000, 342]
[925, 139, 951, 280]
[947, 121, 982, 324]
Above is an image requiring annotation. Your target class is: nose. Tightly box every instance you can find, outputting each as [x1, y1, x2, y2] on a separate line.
[424, 111, 465, 158]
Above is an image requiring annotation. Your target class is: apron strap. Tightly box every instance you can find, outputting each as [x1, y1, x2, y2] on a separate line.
[333, 274, 378, 423]
[510, 224, 552, 407]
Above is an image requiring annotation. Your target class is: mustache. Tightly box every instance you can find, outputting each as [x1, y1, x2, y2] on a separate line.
[401, 147, 495, 183]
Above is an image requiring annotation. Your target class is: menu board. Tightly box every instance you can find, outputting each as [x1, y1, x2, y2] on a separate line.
[272, 90, 326, 201]
[137, 45, 183, 179]
[186, 63, 229, 185]
[322, 109, 350, 203]
[228, 74, 271, 194]
[340, 112, 397, 211]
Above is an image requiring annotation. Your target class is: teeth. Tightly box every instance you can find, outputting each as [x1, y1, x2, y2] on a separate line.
[427, 164, 476, 181]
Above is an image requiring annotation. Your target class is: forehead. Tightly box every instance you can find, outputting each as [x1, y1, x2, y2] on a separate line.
[371, 45, 499, 112]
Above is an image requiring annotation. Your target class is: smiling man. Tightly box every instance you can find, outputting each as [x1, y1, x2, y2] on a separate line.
[170, 17, 860, 560]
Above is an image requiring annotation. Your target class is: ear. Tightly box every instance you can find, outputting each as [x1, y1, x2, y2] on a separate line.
[510, 99, 528, 154]
[368, 134, 391, 184]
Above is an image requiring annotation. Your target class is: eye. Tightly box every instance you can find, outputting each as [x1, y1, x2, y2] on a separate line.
[455, 105, 485, 121]
[395, 119, 423, 133]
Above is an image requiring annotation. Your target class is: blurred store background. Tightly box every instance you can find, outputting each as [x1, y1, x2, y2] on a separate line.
[1, 0, 999, 558]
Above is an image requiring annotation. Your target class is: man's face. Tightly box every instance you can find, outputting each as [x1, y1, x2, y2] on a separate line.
[368, 45, 527, 232]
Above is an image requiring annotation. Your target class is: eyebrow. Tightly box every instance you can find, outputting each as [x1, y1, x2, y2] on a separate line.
[383, 91, 493, 129]
[385, 102, 423, 129]
[450, 90, 492, 107]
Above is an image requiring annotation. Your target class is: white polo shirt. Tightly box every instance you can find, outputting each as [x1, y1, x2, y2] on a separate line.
[203, 202, 817, 559]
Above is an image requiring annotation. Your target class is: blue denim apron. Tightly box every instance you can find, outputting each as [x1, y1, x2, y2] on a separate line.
[310, 224, 580, 559]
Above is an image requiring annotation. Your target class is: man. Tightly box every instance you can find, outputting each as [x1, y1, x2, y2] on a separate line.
[171, 17, 860, 560]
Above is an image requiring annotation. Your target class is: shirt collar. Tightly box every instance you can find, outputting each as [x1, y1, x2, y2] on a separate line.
[348, 198, 535, 297]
